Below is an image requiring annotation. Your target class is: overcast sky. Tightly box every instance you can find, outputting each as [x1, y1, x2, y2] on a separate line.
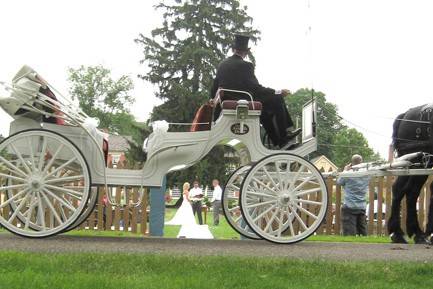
[1, 0, 433, 158]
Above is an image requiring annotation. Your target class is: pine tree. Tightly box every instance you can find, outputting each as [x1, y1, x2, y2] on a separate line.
[135, 0, 260, 187]
[135, 0, 260, 123]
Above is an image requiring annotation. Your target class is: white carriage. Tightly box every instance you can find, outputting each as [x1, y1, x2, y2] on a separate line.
[0, 66, 328, 244]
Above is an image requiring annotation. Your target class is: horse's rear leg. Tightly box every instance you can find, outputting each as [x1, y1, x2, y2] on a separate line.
[405, 175, 430, 244]
[388, 176, 409, 243]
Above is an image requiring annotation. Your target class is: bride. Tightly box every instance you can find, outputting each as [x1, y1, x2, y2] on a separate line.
[165, 182, 196, 225]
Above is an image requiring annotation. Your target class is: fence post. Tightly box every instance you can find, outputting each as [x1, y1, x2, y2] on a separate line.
[105, 187, 113, 231]
[97, 186, 104, 231]
[140, 189, 149, 236]
[325, 176, 333, 235]
[385, 176, 393, 234]
[376, 177, 384, 235]
[335, 183, 342, 235]
[368, 178, 375, 235]
[113, 187, 122, 231]
[131, 188, 139, 233]
[123, 187, 130, 232]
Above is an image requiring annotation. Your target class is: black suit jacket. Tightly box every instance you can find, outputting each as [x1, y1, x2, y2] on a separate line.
[210, 55, 275, 102]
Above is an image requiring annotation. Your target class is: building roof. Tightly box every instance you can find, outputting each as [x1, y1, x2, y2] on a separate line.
[108, 135, 132, 152]
[311, 155, 339, 172]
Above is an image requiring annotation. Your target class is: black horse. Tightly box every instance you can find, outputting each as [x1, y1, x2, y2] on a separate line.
[389, 104, 433, 244]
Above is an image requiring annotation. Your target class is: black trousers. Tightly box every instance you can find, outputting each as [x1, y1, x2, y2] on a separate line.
[341, 206, 367, 236]
[260, 94, 294, 146]
[192, 201, 203, 225]
[214, 94, 294, 146]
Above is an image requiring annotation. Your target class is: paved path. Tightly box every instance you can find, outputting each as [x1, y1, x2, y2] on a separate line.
[1, 233, 432, 261]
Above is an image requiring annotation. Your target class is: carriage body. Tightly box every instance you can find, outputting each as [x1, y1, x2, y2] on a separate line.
[0, 65, 328, 243]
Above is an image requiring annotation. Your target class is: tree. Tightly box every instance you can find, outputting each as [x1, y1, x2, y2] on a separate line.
[285, 88, 380, 167]
[135, 0, 260, 187]
[333, 128, 380, 168]
[285, 88, 344, 160]
[135, 0, 260, 123]
[68, 65, 135, 134]
[68, 65, 150, 168]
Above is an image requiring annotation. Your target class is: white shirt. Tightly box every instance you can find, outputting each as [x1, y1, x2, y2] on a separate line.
[211, 185, 222, 202]
[189, 187, 203, 201]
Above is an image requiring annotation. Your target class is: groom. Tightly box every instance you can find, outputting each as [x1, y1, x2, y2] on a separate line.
[189, 180, 204, 225]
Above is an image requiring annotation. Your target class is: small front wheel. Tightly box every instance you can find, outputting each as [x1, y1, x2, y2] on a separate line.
[222, 165, 260, 240]
[240, 153, 327, 244]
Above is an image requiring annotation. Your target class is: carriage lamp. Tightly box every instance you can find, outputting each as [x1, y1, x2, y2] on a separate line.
[236, 100, 249, 133]
[236, 99, 249, 120]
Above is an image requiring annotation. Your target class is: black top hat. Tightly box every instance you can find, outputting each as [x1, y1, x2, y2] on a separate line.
[232, 34, 250, 51]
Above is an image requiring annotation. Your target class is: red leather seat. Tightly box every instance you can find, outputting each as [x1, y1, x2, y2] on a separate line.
[221, 100, 262, 111]
[190, 103, 213, 132]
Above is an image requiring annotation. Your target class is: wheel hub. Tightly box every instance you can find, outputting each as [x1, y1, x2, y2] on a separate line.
[278, 191, 293, 206]
[28, 174, 43, 192]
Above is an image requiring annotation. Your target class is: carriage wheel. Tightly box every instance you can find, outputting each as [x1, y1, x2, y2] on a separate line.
[240, 153, 327, 244]
[222, 165, 261, 240]
[0, 129, 91, 238]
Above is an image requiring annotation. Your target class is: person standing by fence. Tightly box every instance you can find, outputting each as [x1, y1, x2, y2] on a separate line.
[211, 179, 222, 226]
[337, 154, 370, 236]
[189, 180, 204, 225]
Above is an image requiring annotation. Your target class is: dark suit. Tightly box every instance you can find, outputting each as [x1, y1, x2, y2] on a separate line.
[210, 54, 294, 146]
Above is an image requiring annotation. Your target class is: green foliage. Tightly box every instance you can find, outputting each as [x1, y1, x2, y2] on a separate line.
[68, 65, 134, 133]
[285, 88, 343, 160]
[286, 88, 380, 168]
[333, 127, 380, 168]
[136, 0, 259, 186]
[68, 65, 151, 168]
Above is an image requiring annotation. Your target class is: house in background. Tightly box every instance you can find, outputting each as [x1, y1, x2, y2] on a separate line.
[107, 135, 132, 168]
[311, 155, 339, 173]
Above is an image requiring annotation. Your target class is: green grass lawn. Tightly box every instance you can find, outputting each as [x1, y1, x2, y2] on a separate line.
[2, 207, 392, 243]
[0, 251, 432, 289]
[66, 207, 391, 244]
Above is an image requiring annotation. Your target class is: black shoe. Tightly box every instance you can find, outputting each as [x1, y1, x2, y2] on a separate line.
[286, 128, 302, 140]
[391, 233, 408, 244]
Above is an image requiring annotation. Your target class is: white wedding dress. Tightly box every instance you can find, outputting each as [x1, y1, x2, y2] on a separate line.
[165, 193, 213, 239]
[165, 196, 196, 225]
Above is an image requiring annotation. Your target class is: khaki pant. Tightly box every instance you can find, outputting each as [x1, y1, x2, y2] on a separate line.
[212, 200, 222, 226]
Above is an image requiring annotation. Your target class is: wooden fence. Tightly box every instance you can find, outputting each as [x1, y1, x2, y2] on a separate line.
[317, 176, 432, 235]
[1, 177, 431, 236]
[79, 187, 150, 235]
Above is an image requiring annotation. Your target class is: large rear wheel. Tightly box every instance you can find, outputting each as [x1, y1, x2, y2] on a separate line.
[240, 153, 327, 244]
[0, 129, 91, 238]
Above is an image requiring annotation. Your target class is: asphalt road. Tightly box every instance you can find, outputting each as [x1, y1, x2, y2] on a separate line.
[0, 233, 432, 261]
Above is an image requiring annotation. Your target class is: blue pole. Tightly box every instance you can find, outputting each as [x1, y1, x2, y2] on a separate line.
[149, 176, 167, 237]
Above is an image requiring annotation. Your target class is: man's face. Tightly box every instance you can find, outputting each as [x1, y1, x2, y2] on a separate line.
[212, 180, 218, 187]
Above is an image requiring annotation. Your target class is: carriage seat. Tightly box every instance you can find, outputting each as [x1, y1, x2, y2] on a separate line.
[221, 100, 262, 111]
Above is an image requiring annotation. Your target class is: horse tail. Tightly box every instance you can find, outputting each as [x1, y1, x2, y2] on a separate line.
[392, 112, 406, 155]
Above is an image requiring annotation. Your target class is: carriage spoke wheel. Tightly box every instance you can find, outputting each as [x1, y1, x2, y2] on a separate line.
[240, 153, 328, 244]
[0, 129, 91, 238]
[222, 165, 261, 240]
